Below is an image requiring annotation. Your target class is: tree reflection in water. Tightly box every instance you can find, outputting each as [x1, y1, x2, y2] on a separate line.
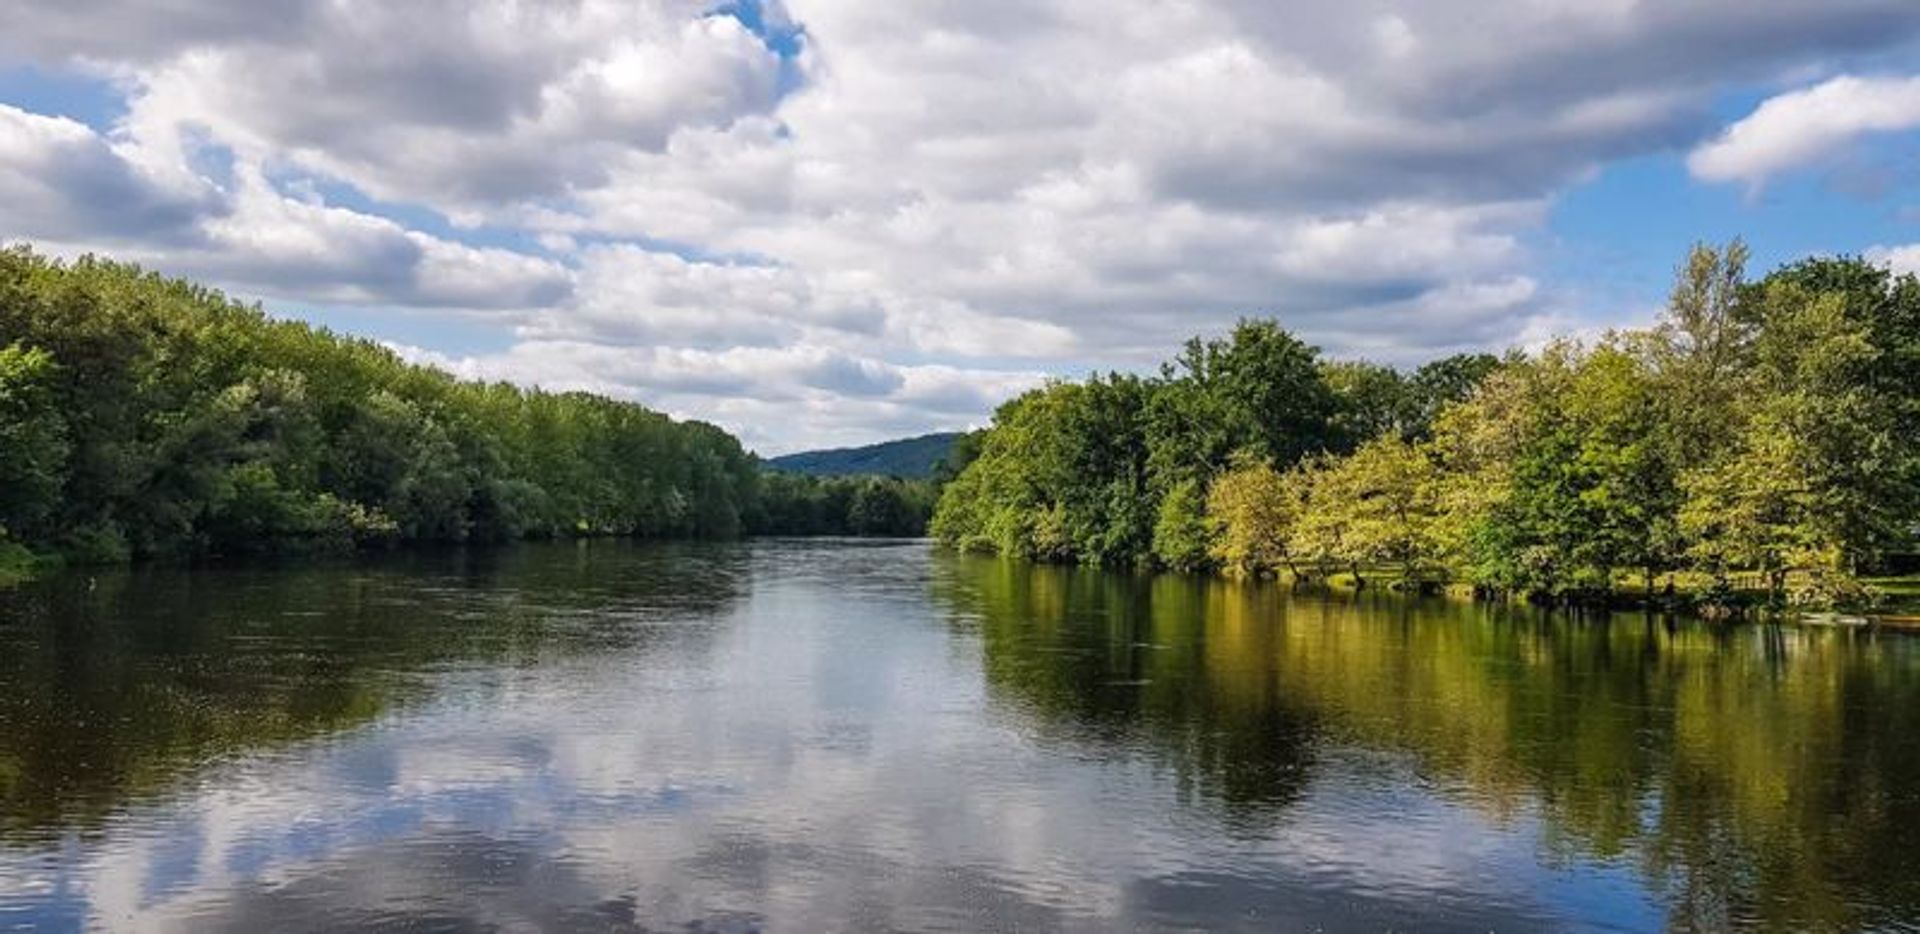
[937, 554, 1920, 931]
[0, 542, 750, 841]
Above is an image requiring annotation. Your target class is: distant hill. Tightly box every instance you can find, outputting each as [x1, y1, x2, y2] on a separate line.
[766, 432, 964, 478]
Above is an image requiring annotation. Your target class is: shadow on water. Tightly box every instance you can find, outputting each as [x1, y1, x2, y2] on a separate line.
[932, 553, 1920, 931]
[0, 540, 750, 842]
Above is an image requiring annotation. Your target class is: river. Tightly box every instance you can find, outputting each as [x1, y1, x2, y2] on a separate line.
[1, 539, 1917, 931]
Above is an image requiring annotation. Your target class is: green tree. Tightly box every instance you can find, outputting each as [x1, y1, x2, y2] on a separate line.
[1153, 478, 1215, 573]
[1650, 240, 1753, 457]
[848, 478, 920, 536]
[0, 246, 762, 563]
[1289, 455, 1365, 585]
[1338, 436, 1446, 586]
[1406, 353, 1502, 441]
[1146, 319, 1337, 489]
[1755, 256, 1920, 567]
[1682, 282, 1895, 601]
[1206, 453, 1301, 577]
[1323, 360, 1411, 448]
[1565, 342, 1684, 596]
[0, 343, 69, 538]
[930, 376, 1152, 563]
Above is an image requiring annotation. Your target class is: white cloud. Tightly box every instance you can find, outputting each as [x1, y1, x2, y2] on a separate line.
[148, 167, 576, 311]
[0, 109, 571, 313]
[112, 1, 785, 210]
[0, 104, 219, 243]
[389, 339, 1044, 454]
[1867, 243, 1920, 277]
[533, 243, 879, 347]
[4, 0, 1920, 447]
[1689, 74, 1920, 186]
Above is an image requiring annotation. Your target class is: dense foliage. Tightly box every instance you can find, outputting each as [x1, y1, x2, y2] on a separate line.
[930, 319, 1494, 567]
[934, 243, 1920, 608]
[750, 473, 936, 537]
[0, 247, 764, 561]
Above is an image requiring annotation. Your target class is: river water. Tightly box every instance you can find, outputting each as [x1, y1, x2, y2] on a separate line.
[1, 539, 1918, 931]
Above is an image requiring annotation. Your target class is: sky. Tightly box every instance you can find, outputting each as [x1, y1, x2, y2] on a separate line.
[2, 1, 1919, 455]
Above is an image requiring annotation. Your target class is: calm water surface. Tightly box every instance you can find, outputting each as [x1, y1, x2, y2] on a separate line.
[3, 540, 1920, 932]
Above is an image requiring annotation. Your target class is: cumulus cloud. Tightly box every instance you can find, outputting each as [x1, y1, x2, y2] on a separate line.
[153, 168, 574, 311]
[1690, 74, 1920, 186]
[0, 104, 219, 243]
[0, 105, 571, 312]
[1867, 243, 1920, 277]
[0, 0, 319, 64]
[389, 340, 1044, 453]
[553, 0, 1918, 366]
[535, 243, 879, 348]
[109, 1, 787, 210]
[4, 0, 1920, 447]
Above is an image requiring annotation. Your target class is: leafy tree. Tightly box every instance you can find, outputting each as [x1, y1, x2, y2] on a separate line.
[1323, 360, 1411, 449]
[0, 343, 69, 538]
[1336, 436, 1446, 586]
[1755, 256, 1920, 567]
[1650, 240, 1753, 457]
[1564, 342, 1684, 595]
[1288, 454, 1364, 585]
[1406, 353, 1502, 440]
[931, 431, 985, 486]
[1152, 478, 1215, 573]
[1426, 347, 1571, 594]
[1682, 282, 1896, 600]
[1206, 453, 1300, 577]
[0, 246, 764, 562]
[848, 478, 922, 535]
[1147, 319, 1337, 488]
[926, 241, 1916, 611]
[930, 376, 1153, 562]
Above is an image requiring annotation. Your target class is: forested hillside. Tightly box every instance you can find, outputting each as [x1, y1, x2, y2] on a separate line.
[766, 432, 962, 478]
[933, 243, 1920, 611]
[0, 247, 760, 563]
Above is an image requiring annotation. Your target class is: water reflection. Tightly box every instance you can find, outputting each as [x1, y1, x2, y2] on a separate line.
[938, 555, 1920, 931]
[0, 542, 750, 840]
[2, 542, 1918, 931]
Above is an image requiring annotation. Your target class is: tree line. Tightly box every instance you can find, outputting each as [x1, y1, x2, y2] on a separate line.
[933, 243, 1920, 610]
[0, 246, 930, 569]
[752, 472, 935, 537]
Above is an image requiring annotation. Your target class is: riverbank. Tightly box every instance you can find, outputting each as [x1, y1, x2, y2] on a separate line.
[1208, 563, 1920, 625]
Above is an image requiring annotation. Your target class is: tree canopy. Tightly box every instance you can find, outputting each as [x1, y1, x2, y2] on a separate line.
[934, 243, 1920, 610]
[0, 247, 763, 560]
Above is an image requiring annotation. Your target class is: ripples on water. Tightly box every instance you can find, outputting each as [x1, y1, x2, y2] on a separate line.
[1, 539, 1918, 931]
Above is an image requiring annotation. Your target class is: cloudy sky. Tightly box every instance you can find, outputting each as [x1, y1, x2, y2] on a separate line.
[3, 0, 1920, 454]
